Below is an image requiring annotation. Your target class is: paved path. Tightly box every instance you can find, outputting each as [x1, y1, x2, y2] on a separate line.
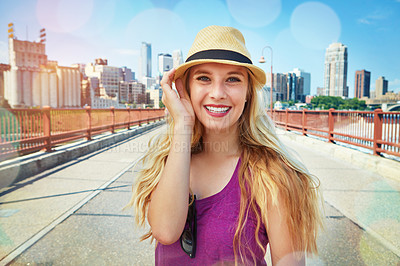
[277, 130, 400, 265]
[0, 126, 163, 265]
[0, 125, 399, 265]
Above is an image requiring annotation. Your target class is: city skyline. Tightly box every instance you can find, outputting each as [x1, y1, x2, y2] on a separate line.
[0, 0, 399, 97]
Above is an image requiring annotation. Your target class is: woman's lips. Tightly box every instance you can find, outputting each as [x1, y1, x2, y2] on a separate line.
[204, 105, 231, 117]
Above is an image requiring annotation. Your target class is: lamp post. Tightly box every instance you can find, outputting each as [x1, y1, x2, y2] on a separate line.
[259, 45, 273, 114]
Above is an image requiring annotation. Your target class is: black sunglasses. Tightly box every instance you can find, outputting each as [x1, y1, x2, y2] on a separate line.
[180, 194, 197, 258]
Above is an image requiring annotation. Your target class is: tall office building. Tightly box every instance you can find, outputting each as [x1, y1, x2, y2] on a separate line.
[290, 68, 310, 96]
[139, 42, 152, 82]
[354, 70, 370, 98]
[172, 49, 183, 68]
[3, 26, 80, 108]
[323, 43, 348, 97]
[158, 53, 173, 75]
[286, 73, 304, 102]
[375, 76, 388, 98]
[119, 80, 145, 104]
[120, 66, 133, 82]
[268, 73, 304, 102]
[85, 59, 121, 99]
[273, 73, 287, 101]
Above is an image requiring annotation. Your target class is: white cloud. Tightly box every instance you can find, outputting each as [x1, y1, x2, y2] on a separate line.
[114, 49, 139, 56]
[357, 10, 389, 25]
[358, 18, 372, 25]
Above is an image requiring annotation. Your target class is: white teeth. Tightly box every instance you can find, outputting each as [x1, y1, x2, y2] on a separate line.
[205, 106, 230, 113]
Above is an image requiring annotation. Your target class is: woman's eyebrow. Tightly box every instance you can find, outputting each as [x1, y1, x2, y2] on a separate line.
[192, 70, 212, 76]
[227, 71, 245, 77]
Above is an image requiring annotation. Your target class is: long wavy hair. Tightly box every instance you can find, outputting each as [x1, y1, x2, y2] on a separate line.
[127, 67, 323, 264]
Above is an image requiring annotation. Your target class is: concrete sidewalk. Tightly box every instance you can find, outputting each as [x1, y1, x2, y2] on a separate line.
[0, 125, 165, 264]
[277, 129, 400, 259]
[0, 124, 399, 265]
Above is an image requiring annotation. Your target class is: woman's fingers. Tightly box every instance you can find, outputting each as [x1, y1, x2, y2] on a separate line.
[160, 68, 176, 90]
[175, 78, 186, 99]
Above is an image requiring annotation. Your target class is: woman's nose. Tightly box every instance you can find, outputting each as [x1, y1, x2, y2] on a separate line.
[209, 81, 227, 99]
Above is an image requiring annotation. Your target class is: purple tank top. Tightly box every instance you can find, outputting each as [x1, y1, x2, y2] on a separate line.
[155, 159, 269, 265]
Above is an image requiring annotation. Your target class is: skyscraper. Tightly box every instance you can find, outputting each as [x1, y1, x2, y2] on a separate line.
[139, 42, 151, 82]
[290, 68, 310, 96]
[375, 76, 388, 98]
[324, 43, 348, 97]
[158, 53, 173, 75]
[354, 70, 370, 98]
[172, 49, 183, 68]
[286, 73, 304, 102]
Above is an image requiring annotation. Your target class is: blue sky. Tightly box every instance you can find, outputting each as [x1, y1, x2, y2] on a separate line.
[0, 0, 399, 97]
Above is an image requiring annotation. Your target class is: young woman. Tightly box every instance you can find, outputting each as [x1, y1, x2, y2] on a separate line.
[129, 25, 323, 265]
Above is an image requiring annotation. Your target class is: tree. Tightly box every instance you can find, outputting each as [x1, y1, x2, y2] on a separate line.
[310, 96, 367, 110]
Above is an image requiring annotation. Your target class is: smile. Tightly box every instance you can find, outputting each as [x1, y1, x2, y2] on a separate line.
[204, 105, 231, 117]
[204, 105, 230, 113]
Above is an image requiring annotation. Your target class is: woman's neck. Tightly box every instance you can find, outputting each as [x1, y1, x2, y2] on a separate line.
[201, 125, 241, 157]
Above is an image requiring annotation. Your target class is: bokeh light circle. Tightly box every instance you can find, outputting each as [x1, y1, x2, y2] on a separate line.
[227, 0, 281, 27]
[290, 1, 341, 50]
[174, 0, 231, 34]
[36, 0, 94, 33]
[125, 8, 186, 52]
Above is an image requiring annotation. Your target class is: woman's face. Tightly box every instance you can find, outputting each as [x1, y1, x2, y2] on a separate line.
[188, 63, 248, 133]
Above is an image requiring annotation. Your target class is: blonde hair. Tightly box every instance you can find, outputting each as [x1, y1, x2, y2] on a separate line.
[127, 67, 323, 264]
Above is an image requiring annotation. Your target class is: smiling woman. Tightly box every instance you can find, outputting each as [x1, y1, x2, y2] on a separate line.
[188, 63, 248, 133]
[127, 25, 323, 265]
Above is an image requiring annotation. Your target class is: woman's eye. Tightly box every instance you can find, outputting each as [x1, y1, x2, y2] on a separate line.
[227, 77, 240, 82]
[197, 76, 210, 81]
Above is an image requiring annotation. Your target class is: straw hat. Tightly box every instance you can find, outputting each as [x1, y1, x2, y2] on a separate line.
[174, 25, 266, 88]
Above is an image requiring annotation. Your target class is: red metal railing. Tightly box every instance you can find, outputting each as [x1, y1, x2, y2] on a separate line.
[272, 109, 400, 157]
[0, 107, 165, 160]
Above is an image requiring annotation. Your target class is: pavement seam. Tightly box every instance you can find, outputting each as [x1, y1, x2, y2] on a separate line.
[0, 155, 143, 266]
[279, 133, 400, 259]
[329, 202, 400, 259]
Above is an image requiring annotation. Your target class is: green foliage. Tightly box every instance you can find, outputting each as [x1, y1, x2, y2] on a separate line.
[310, 96, 368, 110]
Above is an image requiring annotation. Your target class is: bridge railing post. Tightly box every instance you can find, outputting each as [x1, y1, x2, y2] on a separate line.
[43, 106, 52, 152]
[328, 108, 335, 143]
[285, 109, 289, 131]
[302, 108, 307, 136]
[85, 106, 92, 140]
[110, 106, 115, 134]
[126, 107, 131, 130]
[373, 108, 383, 156]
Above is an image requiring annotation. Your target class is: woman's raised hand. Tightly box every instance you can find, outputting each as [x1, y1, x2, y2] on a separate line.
[161, 68, 195, 131]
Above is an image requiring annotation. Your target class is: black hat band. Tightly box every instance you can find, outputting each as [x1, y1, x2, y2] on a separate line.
[186, 49, 252, 65]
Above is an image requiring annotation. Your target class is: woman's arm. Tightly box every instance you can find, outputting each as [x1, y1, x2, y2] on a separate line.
[267, 194, 305, 266]
[147, 69, 195, 245]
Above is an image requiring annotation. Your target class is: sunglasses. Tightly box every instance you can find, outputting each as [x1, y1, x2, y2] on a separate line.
[180, 194, 197, 258]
